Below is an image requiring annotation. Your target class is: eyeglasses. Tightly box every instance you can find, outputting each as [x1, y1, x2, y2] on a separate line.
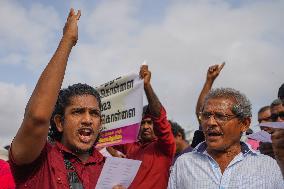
[258, 117, 271, 123]
[141, 120, 153, 125]
[199, 112, 238, 123]
[270, 112, 284, 122]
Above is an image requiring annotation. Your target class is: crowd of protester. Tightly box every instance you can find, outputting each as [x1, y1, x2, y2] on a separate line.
[1, 9, 284, 189]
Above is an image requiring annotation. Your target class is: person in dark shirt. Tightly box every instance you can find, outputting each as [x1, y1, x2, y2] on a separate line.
[169, 120, 192, 164]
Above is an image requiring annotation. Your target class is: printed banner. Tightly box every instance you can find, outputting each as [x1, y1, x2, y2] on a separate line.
[95, 73, 143, 148]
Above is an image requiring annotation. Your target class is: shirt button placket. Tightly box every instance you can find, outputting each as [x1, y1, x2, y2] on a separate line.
[57, 177, 62, 184]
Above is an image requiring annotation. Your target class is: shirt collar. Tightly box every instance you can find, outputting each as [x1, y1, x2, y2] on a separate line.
[193, 141, 257, 156]
[55, 141, 105, 164]
[138, 137, 157, 145]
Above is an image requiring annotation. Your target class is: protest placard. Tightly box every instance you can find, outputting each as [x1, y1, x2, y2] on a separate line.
[95, 73, 143, 148]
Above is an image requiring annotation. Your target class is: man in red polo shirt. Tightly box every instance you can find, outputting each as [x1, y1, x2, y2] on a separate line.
[9, 9, 123, 189]
[108, 65, 176, 189]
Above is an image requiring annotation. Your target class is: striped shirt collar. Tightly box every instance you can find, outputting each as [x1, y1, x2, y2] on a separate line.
[193, 141, 257, 156]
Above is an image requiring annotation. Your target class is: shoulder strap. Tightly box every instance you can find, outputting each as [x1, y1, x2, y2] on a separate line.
[63, 155, 84, 189]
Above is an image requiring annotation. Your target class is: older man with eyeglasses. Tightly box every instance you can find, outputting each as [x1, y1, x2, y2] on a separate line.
[168, 88, 284, 189]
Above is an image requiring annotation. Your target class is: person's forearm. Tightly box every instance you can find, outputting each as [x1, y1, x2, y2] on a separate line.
[144, 83, 161, 117]
[195, 79, 214, 122]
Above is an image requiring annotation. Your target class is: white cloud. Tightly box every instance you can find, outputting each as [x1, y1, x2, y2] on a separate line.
[65, 0, 284, 129]
[0, 82, 29, 146]
[84, 0, 140, 43]
[0, 0, 60, 69]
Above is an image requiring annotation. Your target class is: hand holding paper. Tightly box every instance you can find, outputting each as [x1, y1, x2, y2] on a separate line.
[96, 157, 142, 189]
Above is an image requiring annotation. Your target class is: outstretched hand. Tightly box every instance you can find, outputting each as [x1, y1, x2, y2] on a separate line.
[63, 8, 81, 46]
[140, 65, 151, 86]
[206, 62, 225, 81]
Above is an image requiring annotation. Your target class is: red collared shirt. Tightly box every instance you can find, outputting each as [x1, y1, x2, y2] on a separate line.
[114, 107, 176, 189]
[0, 159, 15, 189]
[9, 142, 104, 189]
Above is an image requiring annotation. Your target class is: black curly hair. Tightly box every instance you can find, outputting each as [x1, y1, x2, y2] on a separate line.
[48, 83, 102, 142]
[169, 120, 185, 140]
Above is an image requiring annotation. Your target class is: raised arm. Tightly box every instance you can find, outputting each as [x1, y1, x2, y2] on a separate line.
[140, 65, 161, 117]
[11, 9, 81, 165]
[195, 63, 225, 124]
[140, 65, 175, 156]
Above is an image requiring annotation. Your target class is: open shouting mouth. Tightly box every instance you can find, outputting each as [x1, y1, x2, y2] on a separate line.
[78, 127, 94, 143]
[206, 130, 224, 140]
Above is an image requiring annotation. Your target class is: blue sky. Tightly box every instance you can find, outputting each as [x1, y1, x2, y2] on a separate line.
[0, 0, 284, 146]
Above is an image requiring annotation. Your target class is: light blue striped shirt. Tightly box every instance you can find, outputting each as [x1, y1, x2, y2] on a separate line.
[168, 142, 284, 189]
